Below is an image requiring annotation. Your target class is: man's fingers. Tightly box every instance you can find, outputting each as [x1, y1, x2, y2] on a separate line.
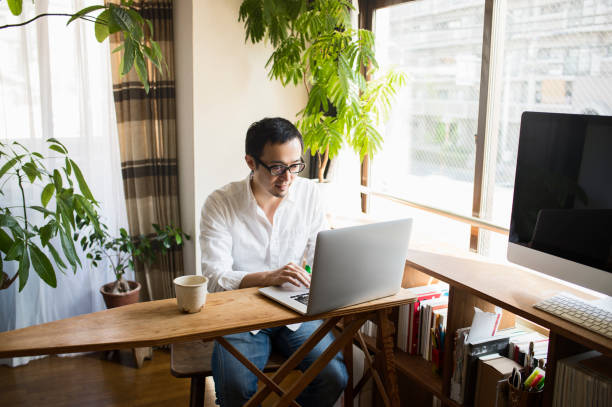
[281, 266, 310, 287]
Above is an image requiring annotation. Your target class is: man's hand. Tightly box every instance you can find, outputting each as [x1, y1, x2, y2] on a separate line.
[265, 262, 311, 288]
[239, 262, 311, 289]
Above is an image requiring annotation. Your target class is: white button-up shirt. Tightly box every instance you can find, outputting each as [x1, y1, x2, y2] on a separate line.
[199, 175, 327, 331]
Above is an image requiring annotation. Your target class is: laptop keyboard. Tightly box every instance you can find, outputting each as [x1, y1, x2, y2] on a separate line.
[291, 293, 310, 306]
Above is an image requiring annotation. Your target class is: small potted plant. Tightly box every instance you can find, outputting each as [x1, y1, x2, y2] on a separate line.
[77, 219, 189, 308]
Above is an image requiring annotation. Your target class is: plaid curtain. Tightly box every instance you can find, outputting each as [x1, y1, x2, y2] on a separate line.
[109, 0, 184, 301]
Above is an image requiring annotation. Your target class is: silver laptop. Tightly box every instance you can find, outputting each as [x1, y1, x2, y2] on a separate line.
[258, 218, 412, 315]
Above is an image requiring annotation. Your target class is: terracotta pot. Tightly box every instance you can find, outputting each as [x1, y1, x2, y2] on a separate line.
[100, 280, 141, 309]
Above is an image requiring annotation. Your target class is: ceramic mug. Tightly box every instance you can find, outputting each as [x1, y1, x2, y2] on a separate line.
[173, 275, 208, 313]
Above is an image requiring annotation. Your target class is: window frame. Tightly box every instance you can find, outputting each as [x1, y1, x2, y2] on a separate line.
[358, 0, 506, 252]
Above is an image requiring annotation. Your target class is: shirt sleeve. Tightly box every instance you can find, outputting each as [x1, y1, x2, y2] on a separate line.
[302, 183, 329, 268]
[199, 195, 249, 292]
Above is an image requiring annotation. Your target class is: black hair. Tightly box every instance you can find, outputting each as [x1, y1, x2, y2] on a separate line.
[245, 117, 303, 160]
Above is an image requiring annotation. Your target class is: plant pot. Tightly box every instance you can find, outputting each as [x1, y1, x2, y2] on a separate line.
[100, 280, 141, 309]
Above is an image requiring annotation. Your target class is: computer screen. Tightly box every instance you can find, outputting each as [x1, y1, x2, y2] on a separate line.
[507, 112, 612, 297]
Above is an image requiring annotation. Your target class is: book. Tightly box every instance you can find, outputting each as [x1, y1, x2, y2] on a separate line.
[463, 336, 512, 407]
[507, 331, 548, 368]
[419, 297, 448, 359]
[553, 351, 612, 407]
[404, 284, 447, 355]
[450, 327, 471, 404]
[450, 326, 528, 407]
[474, 355, 522, 407]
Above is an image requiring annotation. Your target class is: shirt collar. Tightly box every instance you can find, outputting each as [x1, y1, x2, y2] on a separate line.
[244, 173, 298, 207]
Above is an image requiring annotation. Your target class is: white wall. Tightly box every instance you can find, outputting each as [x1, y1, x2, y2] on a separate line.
[174, 1, 196, 276]
[174, 0, 308, 274]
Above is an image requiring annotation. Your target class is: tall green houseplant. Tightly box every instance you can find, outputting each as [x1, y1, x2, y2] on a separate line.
[239, 0, 406, 182]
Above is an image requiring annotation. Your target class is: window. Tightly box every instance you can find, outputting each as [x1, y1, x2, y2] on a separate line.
[360, 0, 612, 259]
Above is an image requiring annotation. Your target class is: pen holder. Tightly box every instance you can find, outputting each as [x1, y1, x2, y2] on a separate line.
[507, 378, 543, 407]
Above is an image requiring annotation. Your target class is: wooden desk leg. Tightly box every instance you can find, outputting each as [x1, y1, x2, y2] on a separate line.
[275, 315, 370, 407]
[216, 337, 300, 407]
[343, 315, 354, 407]
[355, 331, 391, 407]
[377, 309, 400, 407]
[132, 347, 152, 368]
[245, 317, 343, 407]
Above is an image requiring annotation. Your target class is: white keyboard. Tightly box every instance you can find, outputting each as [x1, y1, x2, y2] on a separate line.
[534, 293, 612, 339]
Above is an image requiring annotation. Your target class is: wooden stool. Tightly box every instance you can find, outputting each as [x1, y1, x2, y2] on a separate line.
[170, 340, 286, 407]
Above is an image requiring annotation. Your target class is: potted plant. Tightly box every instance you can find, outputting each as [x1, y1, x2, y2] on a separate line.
[239, 0, 407, 182]
[77, 219, 190, 308]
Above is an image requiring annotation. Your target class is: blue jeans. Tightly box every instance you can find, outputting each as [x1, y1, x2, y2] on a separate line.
[211, 320, 348, 407]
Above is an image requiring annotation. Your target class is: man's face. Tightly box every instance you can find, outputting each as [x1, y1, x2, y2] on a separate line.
[248, 138, 303, 198]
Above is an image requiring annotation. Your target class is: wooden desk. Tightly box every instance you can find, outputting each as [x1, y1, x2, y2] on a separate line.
[0, 287, 416, 407]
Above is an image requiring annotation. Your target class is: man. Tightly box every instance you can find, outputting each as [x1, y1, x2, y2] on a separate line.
[199, 117, 348, 407]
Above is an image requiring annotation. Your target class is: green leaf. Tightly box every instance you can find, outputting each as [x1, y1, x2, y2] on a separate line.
[22, 162, 39, 183]
[67, 5, 106, 25]
[143, 46, 161, 72]
[94, 9, 111, 42]
[38, 222, 55, 247]
[121, 38, 136, 76]
[150, 40, 164, 73]
[0, 213, 20, 230]
[111, 44, 124, 54]
[47, 138, 68, 154]
[110, 4, 136, 34]
[64, 157, 72, 176]
[47, 243, 67, 269]
[7, 0, 23, 16]
[133, 50, 150, 93]
[18, 247, 29, 292]
[60, 229, 81, 269]
[69, 159, 95, 202]
[30, 205, 55, 218]
[5, 240, 23, 261]
[41, 183, 56, 208]
[0, 156, 20, 180]
[49, 145, 67, 155]
[29, 245, 57, 288]
[0, 228, 15, 254]
[126, 9, 144, 38]
[53, 169, 63, 190]
[75, 196, 99, 230]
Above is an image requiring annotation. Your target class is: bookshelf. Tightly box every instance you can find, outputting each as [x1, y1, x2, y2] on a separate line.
[396, 248, 612, 407]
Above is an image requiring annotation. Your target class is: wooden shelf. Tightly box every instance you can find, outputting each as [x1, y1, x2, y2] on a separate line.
[393, 351, 460, 407]
[358, 333, 459, 406]
[404, 248, 612, 407]
[406, 249, 612, 355]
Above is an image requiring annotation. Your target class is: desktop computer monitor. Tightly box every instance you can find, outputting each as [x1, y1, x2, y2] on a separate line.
[507, 112, 612, 297]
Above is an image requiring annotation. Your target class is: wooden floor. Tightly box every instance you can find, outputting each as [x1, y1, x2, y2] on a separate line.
[0, 348, 199, 407]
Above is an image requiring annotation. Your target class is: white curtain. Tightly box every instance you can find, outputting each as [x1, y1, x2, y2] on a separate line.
[0, 0, 130, 366]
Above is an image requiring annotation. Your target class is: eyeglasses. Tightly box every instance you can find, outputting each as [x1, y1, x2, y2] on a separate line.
[254, 156, 306, 176]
